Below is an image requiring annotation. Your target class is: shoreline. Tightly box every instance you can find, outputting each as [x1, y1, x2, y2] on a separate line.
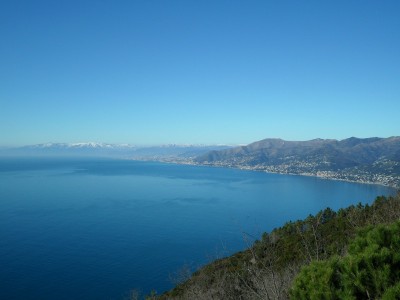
[133, 157, 400, 191]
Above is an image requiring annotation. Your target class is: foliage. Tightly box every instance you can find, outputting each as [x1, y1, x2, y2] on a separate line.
[157, 192, 400, 299]
[290, 221, 400, 300]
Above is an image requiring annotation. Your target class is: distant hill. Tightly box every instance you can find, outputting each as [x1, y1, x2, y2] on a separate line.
[0, 142, 231, 160]
[195, 137, 400, 188]
[0, 143, 137, 158]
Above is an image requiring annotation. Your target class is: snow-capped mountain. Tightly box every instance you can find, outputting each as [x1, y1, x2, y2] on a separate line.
[27, 142, 135, 149]
[0, 142, 232, 159]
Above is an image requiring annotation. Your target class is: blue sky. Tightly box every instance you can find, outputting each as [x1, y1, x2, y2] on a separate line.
[1, 0, 399, 146]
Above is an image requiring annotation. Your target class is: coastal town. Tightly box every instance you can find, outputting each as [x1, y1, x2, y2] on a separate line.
[132, 152, 400, 189]
[191, 158, 400, 189]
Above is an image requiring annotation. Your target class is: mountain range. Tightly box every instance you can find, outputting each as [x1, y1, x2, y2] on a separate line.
[195, 137, 400, 188]
[1, 137, 399, 187]
[0, 142, 231, 160]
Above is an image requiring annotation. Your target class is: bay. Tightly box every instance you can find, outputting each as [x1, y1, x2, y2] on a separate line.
[0, 158, 394, 299]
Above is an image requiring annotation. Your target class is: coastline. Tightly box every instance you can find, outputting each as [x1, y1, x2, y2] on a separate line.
[131, 157, 400, 191]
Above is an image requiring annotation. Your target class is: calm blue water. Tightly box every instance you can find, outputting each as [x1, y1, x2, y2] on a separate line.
[0, 158, 394, 299]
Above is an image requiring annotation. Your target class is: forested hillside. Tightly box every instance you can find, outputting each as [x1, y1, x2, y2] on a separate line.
[153, 192, 400, 300]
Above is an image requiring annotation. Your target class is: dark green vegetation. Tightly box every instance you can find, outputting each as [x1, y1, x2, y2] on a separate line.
[291, 222, 400, 299]
[195, 137, 400, 188]
[155, 192, 400, 300]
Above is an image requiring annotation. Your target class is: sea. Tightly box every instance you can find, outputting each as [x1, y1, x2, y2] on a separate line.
[0, 157, 394, 299]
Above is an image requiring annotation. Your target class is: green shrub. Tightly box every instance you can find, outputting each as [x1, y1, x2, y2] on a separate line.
[290, 221, 400, 300]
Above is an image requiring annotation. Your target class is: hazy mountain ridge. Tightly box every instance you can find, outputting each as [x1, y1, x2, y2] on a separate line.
[0, 143, 232, 160]
[195, 137, 400, 188]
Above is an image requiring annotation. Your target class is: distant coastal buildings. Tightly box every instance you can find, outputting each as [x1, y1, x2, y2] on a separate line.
[178, 159, 400, 189]
[186, 137, 400, 189]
